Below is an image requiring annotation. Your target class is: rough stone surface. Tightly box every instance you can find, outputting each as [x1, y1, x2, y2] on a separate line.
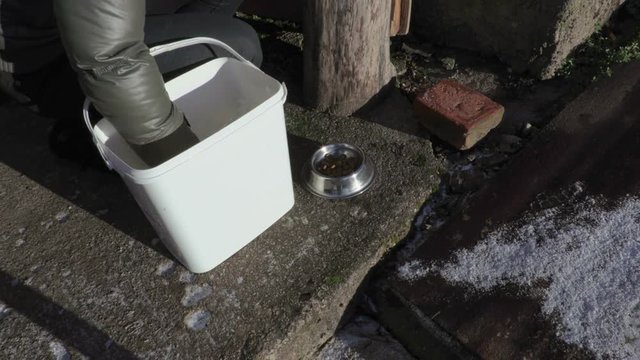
[414, 80, 504, 149]
[368, 62, 640, 359]
[412, 0, 627, 78]
[0, 90, 441, 359]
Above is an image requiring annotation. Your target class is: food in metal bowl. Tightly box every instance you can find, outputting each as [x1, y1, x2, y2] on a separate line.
[315, 152, 361, 177]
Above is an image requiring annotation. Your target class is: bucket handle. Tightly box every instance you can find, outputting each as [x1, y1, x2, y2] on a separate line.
[148, 37, 259, 70]
[83, 37, 259, 170]
[82, 98, 113, 170]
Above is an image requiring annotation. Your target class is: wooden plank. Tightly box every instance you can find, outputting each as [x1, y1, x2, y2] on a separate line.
[390, 0, 412, 36]
[390, 0, 402, 36]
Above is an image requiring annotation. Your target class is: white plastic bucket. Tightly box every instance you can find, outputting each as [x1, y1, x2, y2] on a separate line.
[83, 38, 295, 273]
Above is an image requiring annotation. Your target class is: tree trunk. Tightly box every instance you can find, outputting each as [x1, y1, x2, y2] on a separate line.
[303, 0, 396, 116]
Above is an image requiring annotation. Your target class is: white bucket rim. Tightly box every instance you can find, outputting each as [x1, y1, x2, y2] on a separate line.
[83, 37, 288, 182]
[95, 78, 287, 181]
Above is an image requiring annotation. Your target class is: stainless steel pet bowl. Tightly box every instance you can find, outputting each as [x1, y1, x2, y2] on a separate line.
[303, 143, 375, 199]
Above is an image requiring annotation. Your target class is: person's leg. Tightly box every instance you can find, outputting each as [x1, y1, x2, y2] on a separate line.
[14, 57, 85, 120]
[144, 12, 262, 75]
[13, 57, 104, 167]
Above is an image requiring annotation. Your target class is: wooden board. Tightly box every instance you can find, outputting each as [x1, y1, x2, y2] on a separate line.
[390, 0, 412, 36]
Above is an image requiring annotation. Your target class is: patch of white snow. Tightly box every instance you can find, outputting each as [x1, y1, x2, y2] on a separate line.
[155, 260, 175, 277]
[181, 284, 213, 307]
[48, 341, 70, 360]
[427, 194, 640, 359]
[184, 310, 211, 331]
[397, 260, 433, 283]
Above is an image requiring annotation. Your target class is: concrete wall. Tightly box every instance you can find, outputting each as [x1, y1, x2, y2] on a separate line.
[411, 0, 627, 78]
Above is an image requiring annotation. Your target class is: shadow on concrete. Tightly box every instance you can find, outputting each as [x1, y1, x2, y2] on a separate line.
[0, 103, 327, 263]
[287, 133, 321, 186]
[0, 269, 139, 359]
[354, 86, 432, 140]
[0, 106, 173, 260]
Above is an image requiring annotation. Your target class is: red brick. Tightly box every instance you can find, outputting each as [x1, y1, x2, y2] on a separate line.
[414, 80, 504, 150]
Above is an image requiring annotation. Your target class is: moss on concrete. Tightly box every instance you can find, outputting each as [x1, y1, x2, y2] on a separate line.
[559, 13, 640, 82]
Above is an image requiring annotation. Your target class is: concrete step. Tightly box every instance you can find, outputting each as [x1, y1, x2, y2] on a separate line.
[0, 90, 441, 359]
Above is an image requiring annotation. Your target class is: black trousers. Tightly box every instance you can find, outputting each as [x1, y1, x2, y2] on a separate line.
[15, 0, 261, 123]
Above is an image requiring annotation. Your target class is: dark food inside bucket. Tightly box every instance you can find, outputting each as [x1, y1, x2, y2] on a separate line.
[316, 152, 361, 177]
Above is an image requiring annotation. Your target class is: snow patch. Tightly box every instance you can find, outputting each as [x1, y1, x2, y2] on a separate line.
[48, 341, 70, 360]
[155, 260, 176, 277]
[181, 284, 212, 307]
[318, 316, 414, 360]
[184, 310, 211, 331]
[178, 270, 195, 284]
[319, 339, 365, 360]
[0, 302, 11, 320]
[55, 211, 70, 224]
[429, 194, 640, 359]
[397, 260, 434, 283]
